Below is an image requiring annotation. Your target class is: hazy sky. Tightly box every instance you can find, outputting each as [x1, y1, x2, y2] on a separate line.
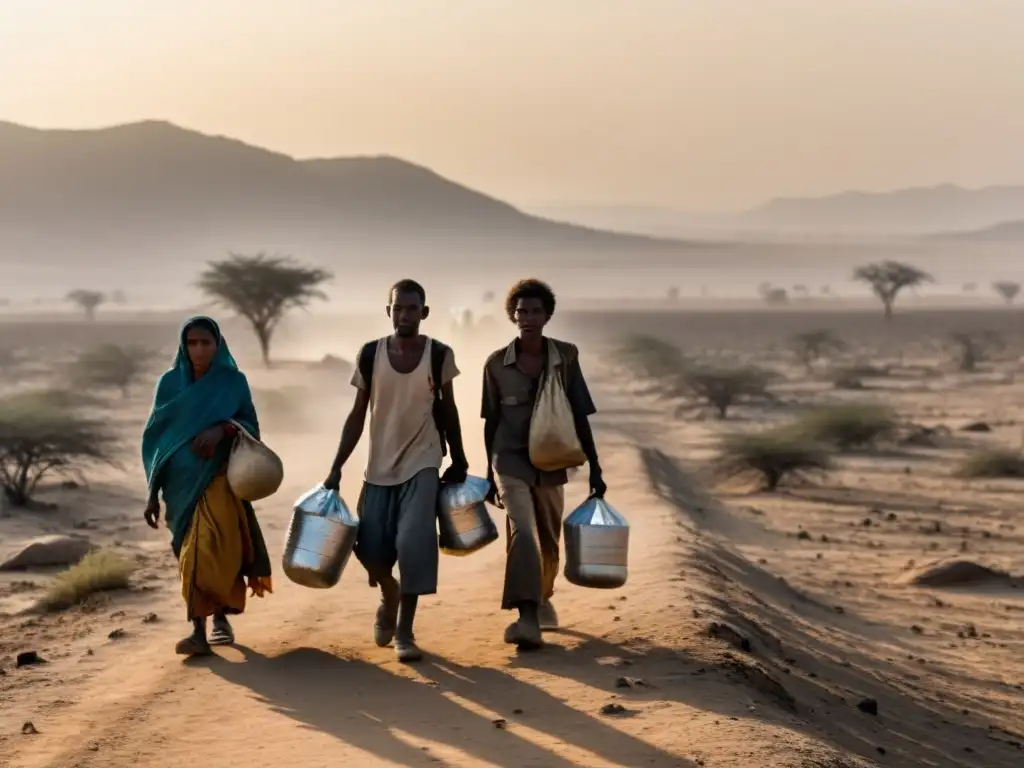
[2, 0, 1023, 210]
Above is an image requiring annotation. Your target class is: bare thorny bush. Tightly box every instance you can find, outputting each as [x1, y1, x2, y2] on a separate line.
[948, 330, 1005, 373]
[614, 335, 776, 419]
[790, 329, 846, 372]
[69, 343, 158, 398]
[0, 391, 119, 507]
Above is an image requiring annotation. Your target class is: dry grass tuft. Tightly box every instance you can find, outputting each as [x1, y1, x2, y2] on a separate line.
[794, 403, 899, 450]
[39, 550, 136, 611]
[713, 428, 833, 491]
[957, 448, 1024, 479]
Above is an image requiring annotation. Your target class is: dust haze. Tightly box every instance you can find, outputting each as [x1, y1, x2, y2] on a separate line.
[3, 3, 1024, 766]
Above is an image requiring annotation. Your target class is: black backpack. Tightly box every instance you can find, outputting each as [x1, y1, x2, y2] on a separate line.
[357, 338, 451, 457]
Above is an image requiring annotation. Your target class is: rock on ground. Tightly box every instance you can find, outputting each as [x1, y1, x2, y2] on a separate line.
[0, 535, 95, 571]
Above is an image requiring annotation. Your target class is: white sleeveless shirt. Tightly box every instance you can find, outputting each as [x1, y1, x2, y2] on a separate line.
[350, 337, 459, 486]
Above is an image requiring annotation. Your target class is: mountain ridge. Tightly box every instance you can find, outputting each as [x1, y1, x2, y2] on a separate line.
[0, 119, 714, 285]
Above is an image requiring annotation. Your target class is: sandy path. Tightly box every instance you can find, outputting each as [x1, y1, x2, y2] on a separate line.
[7, 431, 863, 768]
[6, 358, 1024, 768]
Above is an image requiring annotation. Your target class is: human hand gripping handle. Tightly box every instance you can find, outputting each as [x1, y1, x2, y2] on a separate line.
[440, 460, 468, 485]
[485, 470, 504, 509]
[191, 423, 229, 460]
[588, 465, 607, 500]
[323, 466, 342, 492]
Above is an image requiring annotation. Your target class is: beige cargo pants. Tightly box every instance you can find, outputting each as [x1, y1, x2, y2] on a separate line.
[495, 474, 565, 610]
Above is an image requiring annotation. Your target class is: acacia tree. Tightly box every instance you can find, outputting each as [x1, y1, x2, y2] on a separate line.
[65, 290, 106, 321]
[197, 253, 332, 366]
[853, 261, 932, 320]
[992, 281, 1021, 305]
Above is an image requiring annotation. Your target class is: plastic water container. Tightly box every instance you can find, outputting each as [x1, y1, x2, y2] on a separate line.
[282, 485, 358, 588]
[437, 475, 499, 556]
[563, 497, 629, 589]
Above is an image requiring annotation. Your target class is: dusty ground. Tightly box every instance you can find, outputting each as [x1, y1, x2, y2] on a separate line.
[1, 305, 1023, 767]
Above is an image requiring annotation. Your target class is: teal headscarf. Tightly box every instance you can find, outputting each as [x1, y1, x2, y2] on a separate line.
[141, 316, 259, 555]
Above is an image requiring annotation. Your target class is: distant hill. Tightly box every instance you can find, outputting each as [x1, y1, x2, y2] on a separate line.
[735, 184, 1024, 235]
[931, 218, 1024, 242]
[0, 120, 703, 282]
[538, 184, 1024, 238]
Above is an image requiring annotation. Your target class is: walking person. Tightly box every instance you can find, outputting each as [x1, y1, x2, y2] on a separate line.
[481, 279, 606, 649]
[142, 316, 273, 656]
[323, 279, 469, 662]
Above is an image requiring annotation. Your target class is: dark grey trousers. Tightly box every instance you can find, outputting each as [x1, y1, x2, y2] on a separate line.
[355, 467, 440, 596]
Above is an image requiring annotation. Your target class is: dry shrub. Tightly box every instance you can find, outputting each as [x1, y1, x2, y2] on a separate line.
[795, 403, 899, 450]
[40, 550, 136, 611]
[829, 363, 890, 390]
[791, 329, 845, 371]
[679, 366, 776, 419]
[957, 449, 1024, 479]
[69, 344, 157, 398]
[713, 428, 832, 491]
[614, 334, 688, 380]
[948, 330, 1004, 373]
[0, 391, 119, 506]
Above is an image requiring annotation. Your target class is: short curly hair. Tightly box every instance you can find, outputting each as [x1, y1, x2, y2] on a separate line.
[505, 278, 556, 322]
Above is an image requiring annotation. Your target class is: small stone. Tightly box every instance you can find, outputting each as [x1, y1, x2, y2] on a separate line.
[857, 698, 879, 716]
[491, 718, 507, 729]
[615, 676, 649, 689]
[512, 708, 523, 715]
[877, 746, 886, 755]
[22, 721, 39, 735]
[910, 625, 923, 634]
[706, 622, 752, 652]
[16, 651, 46, 668]
[142, 613, 159, 624]
[600, 703, 628, 716]
[797, 530, 811, 540]
[108, 628, 126, 640]
[961, 421, 991, 432]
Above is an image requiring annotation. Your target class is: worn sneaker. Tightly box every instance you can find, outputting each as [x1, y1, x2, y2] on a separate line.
[373, 599, 399, 647]
[395, 636, 423, 663]
[503, 619, 543, 650]
[538, 601, 559, 631]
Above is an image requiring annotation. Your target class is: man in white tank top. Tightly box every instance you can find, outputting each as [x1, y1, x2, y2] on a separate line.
[323, 279, 469, 662]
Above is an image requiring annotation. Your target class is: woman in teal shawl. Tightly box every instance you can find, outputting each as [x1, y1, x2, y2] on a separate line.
[142, 317, 272, 656]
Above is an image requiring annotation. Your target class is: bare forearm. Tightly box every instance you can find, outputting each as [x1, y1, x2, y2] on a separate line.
[330, 411, 365, 472]
[483, 418, 498, 478]
[574, 415, 601, 471]
[442, 401, 469, 467]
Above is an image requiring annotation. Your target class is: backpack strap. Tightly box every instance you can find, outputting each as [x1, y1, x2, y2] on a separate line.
[357, 339, 379, 393]
[430, 339, 450, 457]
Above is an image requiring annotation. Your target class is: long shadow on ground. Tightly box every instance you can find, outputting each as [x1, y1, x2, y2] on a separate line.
[209, 645, 695, 768]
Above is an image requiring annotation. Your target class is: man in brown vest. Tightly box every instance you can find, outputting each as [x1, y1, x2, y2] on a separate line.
[481, 278, 606, 649]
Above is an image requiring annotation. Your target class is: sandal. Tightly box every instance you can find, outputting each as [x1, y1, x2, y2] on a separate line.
[175, 634, 212, 657]
[209, 615, 235, 646]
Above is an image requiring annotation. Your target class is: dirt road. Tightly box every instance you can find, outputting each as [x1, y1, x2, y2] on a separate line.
[6, 374, 1023, 768]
